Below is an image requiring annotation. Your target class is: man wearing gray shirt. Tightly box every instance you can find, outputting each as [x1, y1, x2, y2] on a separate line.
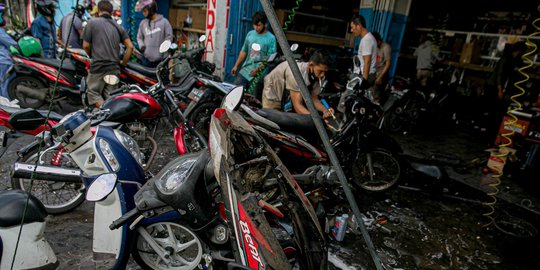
[58, 5, 85, 49]
[82, 0, 133, 107]
[414, 35, 440, 87]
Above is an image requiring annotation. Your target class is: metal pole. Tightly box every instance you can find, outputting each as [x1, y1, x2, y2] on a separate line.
[258, 1, 383, 269]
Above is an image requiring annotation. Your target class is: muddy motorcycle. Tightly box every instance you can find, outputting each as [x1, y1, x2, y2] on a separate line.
[6, 48, 86, 110]
[207, 86, 328, 269]
[0, 190, 58, 269]
[243, 76, 402, 191]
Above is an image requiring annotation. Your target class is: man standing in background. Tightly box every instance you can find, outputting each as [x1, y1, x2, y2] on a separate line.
[31, 0, 57, 58]
[135, 0, 173, 67]
[231, 11, 276, 98]
[58, 5, 85, 49]
[82, 0, 133, 108]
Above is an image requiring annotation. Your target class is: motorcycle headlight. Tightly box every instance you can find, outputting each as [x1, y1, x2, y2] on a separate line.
[99, 138, 119, 171]
[155, 156, 198, 195]
[115, 130, 144, 166]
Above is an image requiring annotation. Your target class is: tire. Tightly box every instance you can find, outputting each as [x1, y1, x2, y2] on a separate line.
[187, 102, 219, 139]
[131, 222, 203, 270]
[351, 148, 401, 191]
[289, 202, 327, 270]
[10, 147, 85, 214]
[8, 76, 46, 108]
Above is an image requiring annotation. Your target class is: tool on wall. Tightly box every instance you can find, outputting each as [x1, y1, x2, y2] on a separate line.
[482, 4, 540, 228]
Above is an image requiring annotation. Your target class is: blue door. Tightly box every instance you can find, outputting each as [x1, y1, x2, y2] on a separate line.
[223, 0, 263, 82]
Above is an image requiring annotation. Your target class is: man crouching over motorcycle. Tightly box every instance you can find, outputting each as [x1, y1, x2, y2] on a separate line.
[261, 49, 335, 119]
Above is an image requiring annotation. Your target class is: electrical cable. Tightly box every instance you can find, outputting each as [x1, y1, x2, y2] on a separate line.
[10, 0, 81, 268]
[283, 0, 301, 31]
[482, 4, 540, 228]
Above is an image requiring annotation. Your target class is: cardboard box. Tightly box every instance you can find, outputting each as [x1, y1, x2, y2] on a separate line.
[169, 8, 189, 28]
[188, 7, 207, 31]
[494, 115, 530, 145]
[486, 147, 516, 173]
[459, 42, 480, 64]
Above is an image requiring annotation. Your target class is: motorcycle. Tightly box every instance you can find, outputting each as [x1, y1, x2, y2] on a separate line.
[10, 108, 147, 268]
[207, 86, 328, 268]
[244, 75, 402, 191]
[0, 189, 58, 269]
[380, 65, 458, 133]
[6, 39, 86, 110]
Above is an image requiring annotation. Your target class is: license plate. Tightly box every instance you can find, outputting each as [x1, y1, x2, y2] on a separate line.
[188, 88, 204, 101]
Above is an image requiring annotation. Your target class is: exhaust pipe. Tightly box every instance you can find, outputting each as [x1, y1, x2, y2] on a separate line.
[11, 162, 82, 183]
[16, 85, 47, 101]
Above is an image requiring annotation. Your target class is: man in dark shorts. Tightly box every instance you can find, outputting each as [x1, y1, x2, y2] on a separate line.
[82, 0, 133, 107]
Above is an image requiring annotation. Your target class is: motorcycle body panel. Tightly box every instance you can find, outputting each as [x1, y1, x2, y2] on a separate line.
[102, 93, 162, 122]
[0, 190, 58, 270]
[74, 126, 145, 268]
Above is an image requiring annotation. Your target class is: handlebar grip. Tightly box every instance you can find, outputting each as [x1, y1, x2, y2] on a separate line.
[109, 208, 140, 230]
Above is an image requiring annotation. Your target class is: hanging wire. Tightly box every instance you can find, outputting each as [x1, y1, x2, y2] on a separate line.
[10, 0, 81, 268]
[482, 4, 540, 228]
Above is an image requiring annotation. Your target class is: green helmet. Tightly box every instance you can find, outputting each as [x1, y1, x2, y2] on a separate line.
[18, 36, 42, 57]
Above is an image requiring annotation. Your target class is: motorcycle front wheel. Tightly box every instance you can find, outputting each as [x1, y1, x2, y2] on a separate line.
[351, 148, 401, 191]
[132, 222, 204, 270]
[10, 147, 85, 214]
[8, 76, 46, 109]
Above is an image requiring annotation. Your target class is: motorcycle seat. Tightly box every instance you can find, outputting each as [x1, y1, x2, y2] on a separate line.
[0, 190, 47, 227]
[28, 57, 77, 72]
[255, 108, 317, 135]
[0, 105, 64, 122]
[126, 62, 157, 78]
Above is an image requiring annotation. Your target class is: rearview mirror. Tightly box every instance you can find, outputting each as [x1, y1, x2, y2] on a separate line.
[103, 75, 120, 85]
[86, 173, 117, 201]
[290, 43, 299, 52]
[222, 86, 244, 111]
[267, 52, 277, 62]
[159, 40, 172, 53]
[199, 35, 207, 43]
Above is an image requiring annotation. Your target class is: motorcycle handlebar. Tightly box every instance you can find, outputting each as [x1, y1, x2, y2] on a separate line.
[110, 208, 140, 230]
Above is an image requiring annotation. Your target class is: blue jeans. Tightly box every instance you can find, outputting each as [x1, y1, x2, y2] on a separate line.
[0, 64, 14, 99]
[233, 74, 250, 89]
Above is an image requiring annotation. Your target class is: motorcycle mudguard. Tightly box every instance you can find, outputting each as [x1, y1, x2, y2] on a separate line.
[174, 125, 187, 155]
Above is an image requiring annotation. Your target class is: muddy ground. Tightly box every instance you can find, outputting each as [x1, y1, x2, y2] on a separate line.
[1, 124, 539, 270]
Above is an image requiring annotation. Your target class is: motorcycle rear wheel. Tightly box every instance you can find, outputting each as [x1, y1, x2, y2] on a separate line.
[8, 76, 46, 109]
[351, 148, 401, 191]
[10, 147, 85, 214]
[132, 222, 203, 270]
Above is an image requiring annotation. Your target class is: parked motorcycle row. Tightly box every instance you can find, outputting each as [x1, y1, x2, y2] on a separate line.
[0, 35, 446, 269]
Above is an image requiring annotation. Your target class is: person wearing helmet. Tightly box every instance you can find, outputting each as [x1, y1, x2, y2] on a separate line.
[0, 3, 18, 98]
[58, 5, 85, 49]
[82, 0, 133, 107]
[31, 0, 57, 58]
[135, 0, 172, 67]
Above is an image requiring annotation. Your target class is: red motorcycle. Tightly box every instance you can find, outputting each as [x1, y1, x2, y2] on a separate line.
[7, 47, 87, 110]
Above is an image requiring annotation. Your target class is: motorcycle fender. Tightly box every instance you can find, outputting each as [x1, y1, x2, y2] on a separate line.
[93, 188, 125, 262]
[174, 125, 187, 155]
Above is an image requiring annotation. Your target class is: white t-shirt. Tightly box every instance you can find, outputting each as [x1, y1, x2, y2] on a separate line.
[354, 32, 377, 76]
